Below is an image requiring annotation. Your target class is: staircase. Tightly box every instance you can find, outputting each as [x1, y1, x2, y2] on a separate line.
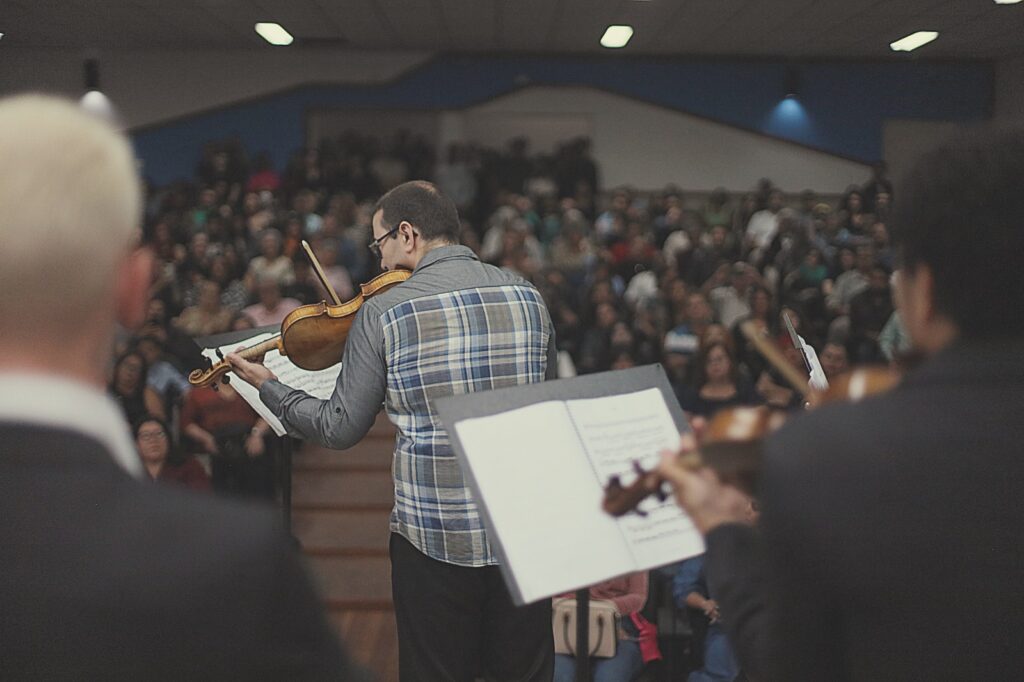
[291, 412, 399, 680]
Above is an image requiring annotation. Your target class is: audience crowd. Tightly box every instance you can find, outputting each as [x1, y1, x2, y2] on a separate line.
[114, 131, 902, 679]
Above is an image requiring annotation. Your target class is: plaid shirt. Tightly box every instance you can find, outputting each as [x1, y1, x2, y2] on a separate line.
[262, 246, 555, 566]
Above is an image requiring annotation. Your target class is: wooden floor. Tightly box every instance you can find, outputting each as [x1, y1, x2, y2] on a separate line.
[292, 412, 399, 681]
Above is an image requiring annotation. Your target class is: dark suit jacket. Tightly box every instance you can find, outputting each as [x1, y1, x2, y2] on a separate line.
[706, 337, 1024, 680]
[0, 425, 366, 681]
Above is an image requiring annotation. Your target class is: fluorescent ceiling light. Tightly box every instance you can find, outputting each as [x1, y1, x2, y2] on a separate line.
[601, 25, 634, 49]
[255, 22, 293, 46]
[994, 0, 1023, 4]
[890, 31, 939, 52]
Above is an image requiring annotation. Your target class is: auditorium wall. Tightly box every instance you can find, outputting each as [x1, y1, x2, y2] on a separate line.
[0, 49, 996, 190]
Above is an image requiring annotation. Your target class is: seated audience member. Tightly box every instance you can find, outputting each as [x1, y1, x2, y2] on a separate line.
[181, 255, 249, 314]
[245, 228, 294, 292]
[673, 554, 739, 682]
[134, 417, 210, 492]
[181, 382, 274, 498]
[135, 335, 191, 413]
[847, 263, 893, 363]
[678, 341, 759, 419]
[704, 262, 760, 330]
[314, 240, 356, 301]
[553, 573, 650, 682]
[732, 285, 774, 379]
[664, 293, 714, 359]
[818, 341, 850, 380]
[109, 350, 166, 423]
[175, 279, 234, 337]
[243, 277, 302, 328]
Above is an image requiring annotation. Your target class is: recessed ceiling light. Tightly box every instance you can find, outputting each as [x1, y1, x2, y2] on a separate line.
[0, 32, 5, 40]
[601, 25, 634, 49]
[889, 31, 939, 52]
[255, 22, 293, 46]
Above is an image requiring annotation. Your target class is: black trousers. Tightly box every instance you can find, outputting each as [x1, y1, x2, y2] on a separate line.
[390, 533, 553, 681]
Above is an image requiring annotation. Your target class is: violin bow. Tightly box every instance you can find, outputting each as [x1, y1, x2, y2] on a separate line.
[301, 239, 342, 306]
[738, 320, 812, 397]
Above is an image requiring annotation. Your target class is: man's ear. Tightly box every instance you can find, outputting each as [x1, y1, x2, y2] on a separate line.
[114, 247, 155, 330]
[400, 221, 417, 254]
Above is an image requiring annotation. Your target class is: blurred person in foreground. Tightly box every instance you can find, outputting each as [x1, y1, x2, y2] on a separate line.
[0, 94, 363, 680]
[657, 129, 1024, 680]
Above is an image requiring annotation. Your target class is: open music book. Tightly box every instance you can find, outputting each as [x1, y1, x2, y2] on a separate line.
[199, 331, 341, 437]
[440, 373, 705, 605]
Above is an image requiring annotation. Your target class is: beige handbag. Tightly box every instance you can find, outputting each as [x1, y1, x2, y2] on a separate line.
[552, 598, 619, 658]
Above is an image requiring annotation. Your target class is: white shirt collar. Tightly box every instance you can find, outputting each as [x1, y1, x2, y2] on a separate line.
[0, 372, 143, 477]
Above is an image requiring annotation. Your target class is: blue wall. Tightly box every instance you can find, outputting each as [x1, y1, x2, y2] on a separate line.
[132, 55, 992, 186]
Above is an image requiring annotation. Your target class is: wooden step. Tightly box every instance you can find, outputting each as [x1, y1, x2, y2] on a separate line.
[292, 470, 394, 508]
[293, 509, 391, 554]
[307, 554, 392, 605]
[294, 438, 394, 472]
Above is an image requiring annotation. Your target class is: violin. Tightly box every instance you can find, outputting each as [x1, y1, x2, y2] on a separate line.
[602, 325, 902, 517]
[188, 268, 411, 388]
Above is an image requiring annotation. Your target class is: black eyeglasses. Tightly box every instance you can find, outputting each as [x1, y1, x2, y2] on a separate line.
[369, 223, 402, 259]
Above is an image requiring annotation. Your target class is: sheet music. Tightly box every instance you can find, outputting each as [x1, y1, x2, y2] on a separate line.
[565, 388, 704, 569]
[453, 401, 636, 603]
[200, 332, 342, 436]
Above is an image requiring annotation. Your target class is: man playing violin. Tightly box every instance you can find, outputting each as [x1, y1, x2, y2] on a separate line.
[659, 130, 1024, 680]
[229, 181, 557, 681]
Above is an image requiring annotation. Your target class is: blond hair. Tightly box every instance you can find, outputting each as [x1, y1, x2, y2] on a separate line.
[0, 94, 141, 333]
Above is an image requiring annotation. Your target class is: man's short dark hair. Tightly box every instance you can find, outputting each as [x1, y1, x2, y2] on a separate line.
[373, 181, 460, 244]
[892, 128, 1024, 337]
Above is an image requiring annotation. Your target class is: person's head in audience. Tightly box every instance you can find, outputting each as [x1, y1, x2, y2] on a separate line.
[135, 335, 166, 369]
[207, 256, 234, 287]
[609, 320, 635, 349]
[749, 285, 773, 321]
[594, 302, 619, 331]
[708, 224, 729, 249]
[133, 417, 177, 480]
[837, 247, 856, 273]
[685, 293, 713, 328]
[855, 245, 875, 274]
[843, 189, 864, 214]
[197, 279, 223, 312]
[875, 192, 891, 213]
[870, 222, 890, 250]
[610, 351, 637, 371]
[700, 323, 731, 352]
[819, 342, 850, 379]
[767, 189, 785, 213]
[694, 341, 738, 389]
[867, 264, 890, 293]
[111, 351, 147, 400]
[259, 229, 283, 260]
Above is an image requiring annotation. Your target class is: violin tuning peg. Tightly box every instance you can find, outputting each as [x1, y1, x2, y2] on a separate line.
[221, 375, 230, 385]
[632, 460, 645, 475]
[215, 348, 225, 361]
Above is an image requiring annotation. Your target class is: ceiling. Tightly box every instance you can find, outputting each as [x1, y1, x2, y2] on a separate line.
[2, 0, 1022, 59]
